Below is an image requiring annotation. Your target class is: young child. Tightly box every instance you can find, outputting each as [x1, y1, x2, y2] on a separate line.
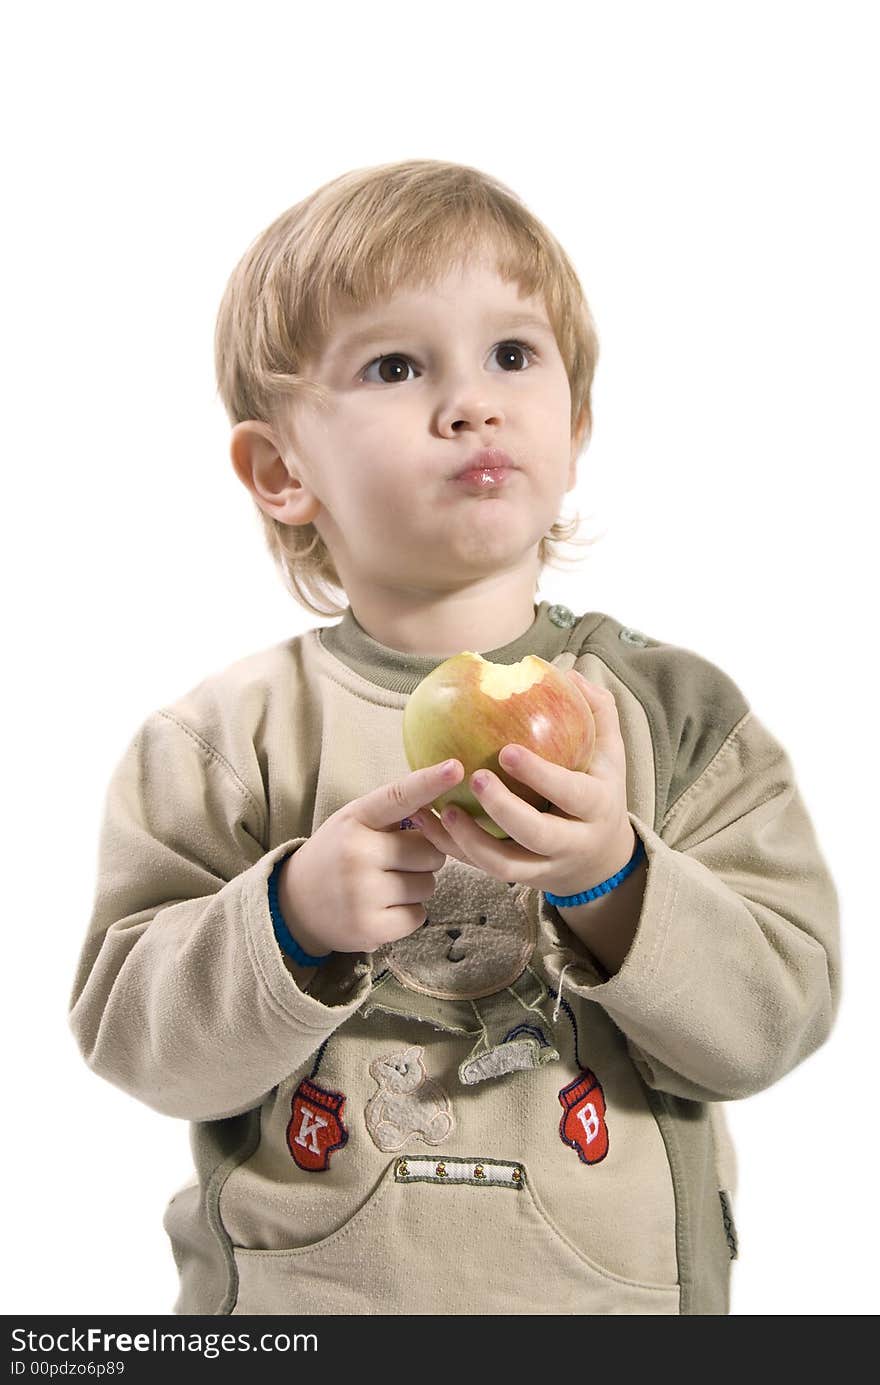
[69, 159, 840, 1316]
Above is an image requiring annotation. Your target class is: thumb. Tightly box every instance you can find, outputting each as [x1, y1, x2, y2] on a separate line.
[354, 758, 465, 832]
[566, 669, 624, 773]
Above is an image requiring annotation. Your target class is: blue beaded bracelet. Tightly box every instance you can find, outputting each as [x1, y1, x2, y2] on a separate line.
[544, 837, 646, 908]
[268, 856, 332, 967]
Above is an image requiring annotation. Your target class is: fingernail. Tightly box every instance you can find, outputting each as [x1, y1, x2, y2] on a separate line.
[500, 746, 520, 767]
[442, 759, 459, 775]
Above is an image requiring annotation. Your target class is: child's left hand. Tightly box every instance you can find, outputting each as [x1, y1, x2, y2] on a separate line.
[410, 670, 637, 899]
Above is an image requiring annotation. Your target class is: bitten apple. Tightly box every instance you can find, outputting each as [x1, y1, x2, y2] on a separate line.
[402, 652, 596, 838]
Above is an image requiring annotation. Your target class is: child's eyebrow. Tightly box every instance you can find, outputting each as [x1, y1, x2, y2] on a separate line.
[326, 311, 556, 363]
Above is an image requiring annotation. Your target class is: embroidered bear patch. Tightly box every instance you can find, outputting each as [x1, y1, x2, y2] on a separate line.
[365, 1045, 454, 1152]
[372, 860, 535, 1000]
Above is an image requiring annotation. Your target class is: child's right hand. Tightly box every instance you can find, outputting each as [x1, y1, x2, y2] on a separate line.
[276, 758, 466, 957]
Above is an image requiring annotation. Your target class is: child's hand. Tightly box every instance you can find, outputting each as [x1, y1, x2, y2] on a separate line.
[412, 671, 636, 899]
[278, 758, 465, 956]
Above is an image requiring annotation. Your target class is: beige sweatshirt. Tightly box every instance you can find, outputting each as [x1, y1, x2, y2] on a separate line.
[68, 600, 840, 1315]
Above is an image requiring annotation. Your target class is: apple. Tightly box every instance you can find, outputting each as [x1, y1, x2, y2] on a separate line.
[402, 652, 596, 838]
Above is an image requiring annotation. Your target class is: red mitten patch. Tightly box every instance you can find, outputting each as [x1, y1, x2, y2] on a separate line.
[558, 1069, 609, 1165]
[287, 1077, 349, 1171]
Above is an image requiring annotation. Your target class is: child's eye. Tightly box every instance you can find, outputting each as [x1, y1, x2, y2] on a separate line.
[360, 339, 538, 386]
[491, 340, 538, 372]
[362, 353, 416, 385]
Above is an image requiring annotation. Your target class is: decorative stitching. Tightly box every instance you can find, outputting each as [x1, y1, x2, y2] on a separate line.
[632, 842, 677, 1016]
[238, 1160, 401, 1259]
[394, 1155, 525, 1188]
[205, 1110, 263, 1315]
[502, 1023, 551, 1048]
[156, 710, 266, 838]
[552, 960, 575, 1024]
[524, 1170, 676, 1292]
[662, 711, 752, 834]
[544, 986, 582, 1066]
[719, 1190, 739, 1260]
[309, 1037, 330, 1081]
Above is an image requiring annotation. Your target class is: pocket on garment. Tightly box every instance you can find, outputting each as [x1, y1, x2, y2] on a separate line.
[231, 1156, 681, 1315]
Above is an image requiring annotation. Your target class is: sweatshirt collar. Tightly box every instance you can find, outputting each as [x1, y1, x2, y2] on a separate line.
[317, 599, 594, 696]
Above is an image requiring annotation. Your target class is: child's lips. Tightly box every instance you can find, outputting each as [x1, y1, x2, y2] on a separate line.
[451, 465, 514, 493]
[446, 447, 518, 495]
[451, 447, 515, 480]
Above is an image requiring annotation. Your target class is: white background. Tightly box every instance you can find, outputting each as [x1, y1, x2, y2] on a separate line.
[4, 0, 877, 1316]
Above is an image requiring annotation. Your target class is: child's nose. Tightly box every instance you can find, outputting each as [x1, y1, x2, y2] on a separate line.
[446, 928, 461, 940]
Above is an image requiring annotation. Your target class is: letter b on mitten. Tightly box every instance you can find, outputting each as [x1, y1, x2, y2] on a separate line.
[558, 1069, 609, 1165]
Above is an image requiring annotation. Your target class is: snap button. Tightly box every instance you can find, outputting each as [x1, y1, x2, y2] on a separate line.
[548, 603, 577, 629]
[619, 627, 649, 647]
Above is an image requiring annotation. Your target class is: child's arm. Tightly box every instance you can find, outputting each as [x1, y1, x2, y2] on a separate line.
[68, 711, 372, 1123]
[541, 663, 841, 1103]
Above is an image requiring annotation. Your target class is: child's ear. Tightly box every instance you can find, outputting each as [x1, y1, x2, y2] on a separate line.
[229, 420, 321, 526]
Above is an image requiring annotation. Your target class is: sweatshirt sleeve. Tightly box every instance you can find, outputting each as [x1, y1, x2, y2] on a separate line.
[539, 696, 841, 1104]
[68, 710, 372, 1123]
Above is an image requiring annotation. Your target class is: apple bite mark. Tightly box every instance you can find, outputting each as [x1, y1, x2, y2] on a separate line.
[474, 653, 546, 699]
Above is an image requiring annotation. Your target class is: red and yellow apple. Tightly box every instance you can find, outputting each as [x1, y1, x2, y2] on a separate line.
[402, 652, 596, 838]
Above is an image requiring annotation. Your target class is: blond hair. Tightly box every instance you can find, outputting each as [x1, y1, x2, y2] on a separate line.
[214, 159, 601, 618]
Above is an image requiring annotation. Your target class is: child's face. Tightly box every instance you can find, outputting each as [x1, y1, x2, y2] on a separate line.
[280, 259, 582, 599]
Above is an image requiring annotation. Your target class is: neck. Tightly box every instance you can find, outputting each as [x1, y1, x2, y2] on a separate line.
[342, 568, 541, 657]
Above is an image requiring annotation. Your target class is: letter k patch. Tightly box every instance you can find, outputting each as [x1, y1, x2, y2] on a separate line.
[287, 1077, 349, 1171]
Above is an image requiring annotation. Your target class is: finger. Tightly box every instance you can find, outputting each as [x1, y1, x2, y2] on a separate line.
[381, 829, 447, 873]
[410, 806, 478, 869]
[466, 766, 586, 855]
[354, 759, 465, 832]
[383, 903, 435, 943]
[496, 744, 604, 821]
[565, 670, 625, 774]
[440, 798, 543, 877]
[386, 870, 444, 907]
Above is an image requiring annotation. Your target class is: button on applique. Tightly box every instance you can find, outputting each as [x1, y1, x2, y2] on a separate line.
[548, 603, 577, 629]
[619, 627, 650, 647]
